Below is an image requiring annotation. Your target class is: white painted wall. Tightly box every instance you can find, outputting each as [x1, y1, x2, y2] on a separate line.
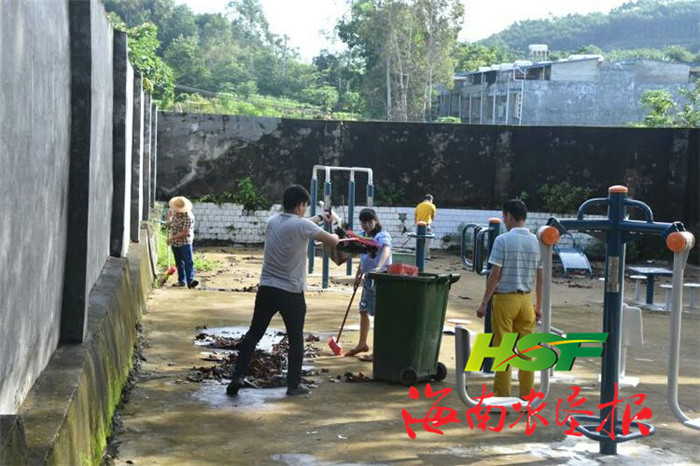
[192, 203, 595, 249]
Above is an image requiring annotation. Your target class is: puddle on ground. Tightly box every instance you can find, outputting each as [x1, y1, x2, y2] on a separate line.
[270, 454, 373, 466]
[195, 326, 283, 352]
[436, 436, 694, 465]
[192, 380, 287, 411]
[192, 326, 320, 410]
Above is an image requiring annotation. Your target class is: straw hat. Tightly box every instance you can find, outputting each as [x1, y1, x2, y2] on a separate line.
[169, 196, 193, 213]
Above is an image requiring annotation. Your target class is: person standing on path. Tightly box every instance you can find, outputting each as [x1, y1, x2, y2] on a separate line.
[227, 185, 339, 397]
[475, 199, 542, 399]
[414, 194, 437, 259]
[166, 196, 199, 289]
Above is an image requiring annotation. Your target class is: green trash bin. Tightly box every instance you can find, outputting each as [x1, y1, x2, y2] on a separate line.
[368, 272, 460, 386]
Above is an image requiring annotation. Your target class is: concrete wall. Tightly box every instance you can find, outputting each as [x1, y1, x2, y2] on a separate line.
[87, 0, 114, 291]
[550, 59, 600, 82]
[156, 114, 699, 235]
[1, 5, 155, 464]
[0, 0, 71, 415]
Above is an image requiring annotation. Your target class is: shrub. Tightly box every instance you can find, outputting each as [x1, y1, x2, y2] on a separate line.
[539, 182, 593, 214]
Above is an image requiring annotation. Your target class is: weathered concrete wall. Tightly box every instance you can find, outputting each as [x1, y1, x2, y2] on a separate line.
[156, 113, 699, 234]
[521, 78, 690, 126]
[131, 76, 144, 242]
[87, 0, 114, 292]
[0, 0, 71, 414]
[110, 31, 134, 258]
[1, 0, 156, 461]
[18, 235, 151, 466]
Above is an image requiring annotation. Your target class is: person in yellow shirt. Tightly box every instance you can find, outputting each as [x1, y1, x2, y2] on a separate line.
[414, 194, 437, 260]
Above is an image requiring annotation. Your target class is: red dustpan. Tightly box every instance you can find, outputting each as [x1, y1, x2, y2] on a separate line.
[328, 273, 362, 356]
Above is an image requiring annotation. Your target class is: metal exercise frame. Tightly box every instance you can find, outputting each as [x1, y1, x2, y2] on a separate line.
[546, 185, 695, 455]
[408, 222, 435, 273]
[454, 224, 560, 410]
[459, 218, 501, 372]
[307, 165, 374, 289]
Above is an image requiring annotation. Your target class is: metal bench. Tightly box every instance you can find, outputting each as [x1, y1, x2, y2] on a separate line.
[554, 232, 592, 278]
[630, 274, 646, 304]
[661, 283, 673, 311]
[683, 283, 700, 310]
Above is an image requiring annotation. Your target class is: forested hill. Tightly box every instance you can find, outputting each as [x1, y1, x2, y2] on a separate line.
[483, 0, 700, 54]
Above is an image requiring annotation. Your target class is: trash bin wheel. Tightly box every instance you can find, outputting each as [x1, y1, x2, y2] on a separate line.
[400, 367, 418, 386]
[434, 362, 447, 381]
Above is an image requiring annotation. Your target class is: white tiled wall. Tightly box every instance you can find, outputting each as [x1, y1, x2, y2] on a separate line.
[193, 202, 599, 249]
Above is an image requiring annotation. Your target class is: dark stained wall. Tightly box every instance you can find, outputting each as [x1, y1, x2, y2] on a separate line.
[156, 113, 699, 231]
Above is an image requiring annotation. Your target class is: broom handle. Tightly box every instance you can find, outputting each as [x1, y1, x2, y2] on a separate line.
[337, 272, 362, 341]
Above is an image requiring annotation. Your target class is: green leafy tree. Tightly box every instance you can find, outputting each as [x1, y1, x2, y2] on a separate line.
[539, 182, 593, 214]
[337, 0, 464, 121]
[107, 15, 175, 105]
[164, 35, 210, 88]
[639, 80, 699, 127]
[452, 42, 513, 72]
[301, 85, 340, 112]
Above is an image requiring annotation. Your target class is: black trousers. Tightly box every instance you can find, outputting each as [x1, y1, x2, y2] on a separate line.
[234, 286, 307, 388]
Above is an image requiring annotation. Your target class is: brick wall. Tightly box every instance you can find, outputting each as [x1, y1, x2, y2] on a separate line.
[193, 203, 594, 249]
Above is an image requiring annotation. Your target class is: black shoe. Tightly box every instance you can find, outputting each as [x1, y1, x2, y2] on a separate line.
[188, 280, 199, 289]
[226, 375, 244, 396]
[286, 384, 310, 396]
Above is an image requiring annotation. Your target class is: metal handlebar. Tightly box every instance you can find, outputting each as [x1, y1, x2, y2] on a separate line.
[460, 224, 480, 269]
[666, 232, 699, 430]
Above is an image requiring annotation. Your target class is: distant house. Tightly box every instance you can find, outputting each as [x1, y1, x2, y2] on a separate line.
[437, 45, 698, 126]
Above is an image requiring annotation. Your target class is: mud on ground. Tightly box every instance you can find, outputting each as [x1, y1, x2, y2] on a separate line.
[106, 246, 700, 465]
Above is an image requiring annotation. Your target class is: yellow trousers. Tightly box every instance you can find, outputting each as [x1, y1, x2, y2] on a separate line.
[491, 293, 536, 398]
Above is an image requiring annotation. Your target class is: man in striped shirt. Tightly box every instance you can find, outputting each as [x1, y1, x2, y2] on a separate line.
[476, 199, 542, 398]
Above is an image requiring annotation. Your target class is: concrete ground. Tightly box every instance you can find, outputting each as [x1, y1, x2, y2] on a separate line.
[106, 247, 700, 466]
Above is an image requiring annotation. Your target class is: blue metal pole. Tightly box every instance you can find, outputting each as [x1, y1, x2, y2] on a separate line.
[308, 177, 318, 274]
[366, 184, 374, 208]
[346, 179, 356, 276]
[600, 186, 626, 455]
[322, 180, 332, 289]
[416, 223, 427, 272]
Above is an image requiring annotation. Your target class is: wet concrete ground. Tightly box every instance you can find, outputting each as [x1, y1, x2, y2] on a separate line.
[107, 247, 700, 465]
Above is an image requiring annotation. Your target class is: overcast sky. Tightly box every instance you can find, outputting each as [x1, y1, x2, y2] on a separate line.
[177, 0, 632, 62]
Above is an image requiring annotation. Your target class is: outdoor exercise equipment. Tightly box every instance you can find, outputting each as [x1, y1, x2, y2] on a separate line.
[307, 165, 374, 289]
[665, 231, 699, 430]
[460, 218, 502, 274]
[554, 231, 593, 278]
[459, 218, 502, 373]
[545, 185, 695, 455]
[408, 222, 435, 273]
[454, 224, 559, 410]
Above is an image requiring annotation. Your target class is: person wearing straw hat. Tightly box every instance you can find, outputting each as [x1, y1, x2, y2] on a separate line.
[165, 196, 199, 289]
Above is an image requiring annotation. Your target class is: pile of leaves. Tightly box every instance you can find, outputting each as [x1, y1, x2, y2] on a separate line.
[187, 332, 322, 388]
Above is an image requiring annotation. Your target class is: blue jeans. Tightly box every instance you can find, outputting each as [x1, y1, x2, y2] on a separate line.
[172, 244, 195, 284]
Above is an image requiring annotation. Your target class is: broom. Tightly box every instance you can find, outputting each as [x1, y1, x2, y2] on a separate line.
[158, 245, 177, 286]
[328, 272, 362, 356]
